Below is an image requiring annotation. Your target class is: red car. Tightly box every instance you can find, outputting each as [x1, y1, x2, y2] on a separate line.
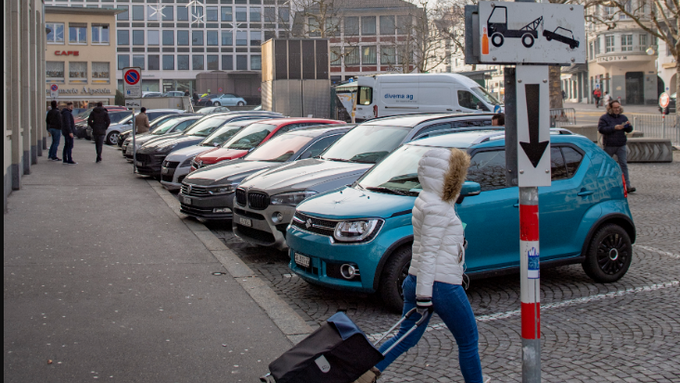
[190, 117, 344, 171]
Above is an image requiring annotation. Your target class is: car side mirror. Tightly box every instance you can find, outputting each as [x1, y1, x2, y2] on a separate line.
[456, 181, 481, 204]
[126, 120, 132, 124]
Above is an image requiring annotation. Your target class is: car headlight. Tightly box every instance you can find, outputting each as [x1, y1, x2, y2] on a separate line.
[270, 191, 317, 206]
[155, 143, 177, 152]
[333, 219, 382, 242]
[207, 183, 238, 195]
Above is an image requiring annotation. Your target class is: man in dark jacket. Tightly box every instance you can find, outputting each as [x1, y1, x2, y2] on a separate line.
[88, 102, 110, 163]
[598, 100, 635, 193]
[61, 102, 77, 164]
[45, 100, 62, 161]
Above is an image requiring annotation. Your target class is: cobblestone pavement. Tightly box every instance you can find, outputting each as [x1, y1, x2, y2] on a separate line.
[207, 152, 680, 382]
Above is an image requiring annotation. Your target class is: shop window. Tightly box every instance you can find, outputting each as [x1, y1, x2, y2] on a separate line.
[221, 7, 233, 21]
[380, 15, 396, 35]
[362, 16, 376, 35]
[193, 55, 204, 70]
[46, 61, 65, 82]
[133, 55, 145, 70]
[69, 24, 87, 44]
[141, 80, 159, 92]
[117, 55, 129, 70]
[362, 46, 376, 65]
[178, 55, 190, 70]
[46, 23, 65, 44]
[163, 55, 174, 70]
[207, 55, 219, 70]
[222, 31, 233, 45]
[345, 46, 359, 65]
[148, 55, 160, 71]
[118, 30, 129, 46]
[92, 62, 110, 84]
[222, 55, 233, 70]
[236, 55, 247, 70]
[69, 62, 87, 84]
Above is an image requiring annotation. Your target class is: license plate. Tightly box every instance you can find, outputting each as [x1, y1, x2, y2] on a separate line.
[294, 253, 311, 268]
[182, 196, 191, 205]
[136, 161, 143, 167]
[238, 217, 252, 227]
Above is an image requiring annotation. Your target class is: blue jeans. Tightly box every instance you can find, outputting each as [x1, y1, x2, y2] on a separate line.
[604, 145, 631, 188]
[48, 128, 61, 159]
[376, 275, 483, 382]
[62, 135, 74, 163]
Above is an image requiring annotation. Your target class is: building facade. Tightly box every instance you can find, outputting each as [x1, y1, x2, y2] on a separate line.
[45, 6, 123, 108]
[5, 0, 47, 212]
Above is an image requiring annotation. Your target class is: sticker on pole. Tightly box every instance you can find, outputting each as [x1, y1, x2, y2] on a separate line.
[123, 67, 142, 98]
[527, 246, 539, 279]
[478, 1, 585, 65]
[516, 65, 551, 187]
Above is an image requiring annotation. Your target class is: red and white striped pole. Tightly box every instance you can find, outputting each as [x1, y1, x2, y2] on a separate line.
[519, 186, 541, 382]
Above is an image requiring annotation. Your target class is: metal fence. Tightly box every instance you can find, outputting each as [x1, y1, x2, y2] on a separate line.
[550, 108, 576, 127]
[628, 113, 680, 147]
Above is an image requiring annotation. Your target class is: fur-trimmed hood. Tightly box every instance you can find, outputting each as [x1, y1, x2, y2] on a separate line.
[417, 148, 470, 202]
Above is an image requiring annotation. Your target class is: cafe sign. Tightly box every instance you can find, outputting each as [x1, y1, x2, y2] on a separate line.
[45, 87, 112, 95]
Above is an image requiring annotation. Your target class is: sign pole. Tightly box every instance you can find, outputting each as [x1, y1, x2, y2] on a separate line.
[132, 108, 137, 174]
[122, 66, 142, 174]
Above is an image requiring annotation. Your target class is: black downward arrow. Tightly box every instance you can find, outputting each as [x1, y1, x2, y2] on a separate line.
[520, 84, 549, 168]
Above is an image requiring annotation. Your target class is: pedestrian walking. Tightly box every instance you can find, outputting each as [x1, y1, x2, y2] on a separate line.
[135, 107, 150, 134]
[491, 113, 504, 126]
[593, 88, 602, 108]
[598, 100, 636, 193]
[60, 102, 77, 165]
[192, 92, 199, 105]
[562, 90, 567, 100]
[358, 148, 486, 383]
[45, 101, 63, 161]
[88, 102, 110, 163]
[603, 92, 612, 106]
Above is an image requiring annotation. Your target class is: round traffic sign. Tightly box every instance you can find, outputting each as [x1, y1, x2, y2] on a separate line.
[51, 84, 59, 91]
[218, 87, 223, 92]
[124, 69, 141, 85]
[659, 92, 670, 108]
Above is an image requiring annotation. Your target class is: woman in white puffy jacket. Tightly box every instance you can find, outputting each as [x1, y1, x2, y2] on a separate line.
[373, 148, 485, 382]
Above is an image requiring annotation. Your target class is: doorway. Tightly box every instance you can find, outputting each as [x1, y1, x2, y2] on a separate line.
[625, 72, 644, 104]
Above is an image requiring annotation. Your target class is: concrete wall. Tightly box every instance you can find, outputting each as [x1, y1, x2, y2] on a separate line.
[4, 0, 46, 213]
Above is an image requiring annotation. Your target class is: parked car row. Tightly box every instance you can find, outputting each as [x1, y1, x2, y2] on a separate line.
[115, 111, 636, 312]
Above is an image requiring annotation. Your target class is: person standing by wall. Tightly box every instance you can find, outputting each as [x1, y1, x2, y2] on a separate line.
[45, 101, 62, 161]
[88, 102, 110, 163]
[135, 107, 150, 134]
[598, 100, 635, 193]
[358, 148, 487, 383]
[60, 102, 77, 165]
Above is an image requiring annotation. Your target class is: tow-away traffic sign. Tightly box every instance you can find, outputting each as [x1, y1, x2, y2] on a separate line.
[50, 84, 59, 99]
[516, 65, 551, 187]
[123, 67, 142, 98]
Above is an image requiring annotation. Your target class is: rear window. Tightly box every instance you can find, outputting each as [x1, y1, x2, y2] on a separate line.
[321, 125, 410, 164]
[224, 123, 278, 150]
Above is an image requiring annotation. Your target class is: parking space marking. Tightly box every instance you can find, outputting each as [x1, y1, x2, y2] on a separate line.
[367, 280, 679, 341]
[635, 244, 680, 259]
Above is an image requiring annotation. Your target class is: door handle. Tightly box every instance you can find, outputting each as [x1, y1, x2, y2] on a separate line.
[513, 201, 519, 208]
[577, 190, 594, 197]
[456, 110, 462, 112]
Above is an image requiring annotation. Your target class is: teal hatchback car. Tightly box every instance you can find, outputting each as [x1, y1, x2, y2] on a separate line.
[286, 129, 635, 311]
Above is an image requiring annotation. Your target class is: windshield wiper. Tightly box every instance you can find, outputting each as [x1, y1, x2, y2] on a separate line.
[366, 187, 408, 196]
[325, 157, 352, 162]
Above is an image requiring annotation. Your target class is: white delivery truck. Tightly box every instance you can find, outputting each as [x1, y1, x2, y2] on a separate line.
[353, 73, 503, 121]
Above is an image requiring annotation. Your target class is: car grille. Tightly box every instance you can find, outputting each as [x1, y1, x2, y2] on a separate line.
[161, 174, 174, 182]
[235, 188, 247, 206]
[247, 192, 270, 210]
[135, 153, 152, 164]
[291, 211, 337, 237]
[180, 183, 211, 197]
[162, 160, 180, 169]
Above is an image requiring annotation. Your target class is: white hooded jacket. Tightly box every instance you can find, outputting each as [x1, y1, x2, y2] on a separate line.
[408, 148, 470, 299]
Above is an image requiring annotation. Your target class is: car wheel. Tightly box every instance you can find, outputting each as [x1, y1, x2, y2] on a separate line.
[378, 245, 412, 313]
[521, 33, 535, 48]
[491, 33, 504, 47]
[214, 102, 221, 106]
[582, 224, 632, 283]
[237, 101, 245, 106]
[106, 131, 119, 146]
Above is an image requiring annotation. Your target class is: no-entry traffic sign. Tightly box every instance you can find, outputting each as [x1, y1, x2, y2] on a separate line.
[123, 67, 142, 98]
[659, 92, 670, 109]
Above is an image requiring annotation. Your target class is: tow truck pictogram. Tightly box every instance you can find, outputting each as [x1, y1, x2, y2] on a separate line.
[487, 5, 543, 48]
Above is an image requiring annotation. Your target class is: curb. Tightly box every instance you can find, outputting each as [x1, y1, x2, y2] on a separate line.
[146, 180, 313, 344]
